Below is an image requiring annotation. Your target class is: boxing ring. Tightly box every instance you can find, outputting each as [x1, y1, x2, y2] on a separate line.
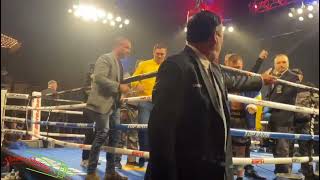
[1, 67, 319, 180]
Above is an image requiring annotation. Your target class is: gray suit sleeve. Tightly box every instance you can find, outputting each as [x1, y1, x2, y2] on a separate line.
[223, 71, 263, 92]
[93, 55, 120, 94]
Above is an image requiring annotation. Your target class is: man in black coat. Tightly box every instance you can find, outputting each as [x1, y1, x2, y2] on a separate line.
[266, 54, 300, 176]
[146, 11, 276, 180]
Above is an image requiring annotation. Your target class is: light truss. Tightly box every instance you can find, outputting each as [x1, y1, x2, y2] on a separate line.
[249, 0, 299, 13]
[1, 34, 19, 49]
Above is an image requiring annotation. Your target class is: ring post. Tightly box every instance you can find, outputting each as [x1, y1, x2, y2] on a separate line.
[31, 91, 41, 140]
[1, 90, 8, 147]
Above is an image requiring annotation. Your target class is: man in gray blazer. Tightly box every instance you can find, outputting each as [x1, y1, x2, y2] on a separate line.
[85, 37, 131, 180]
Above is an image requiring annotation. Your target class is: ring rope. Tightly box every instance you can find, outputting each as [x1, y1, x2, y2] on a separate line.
[220, 65, 319, 92]
[42, 110, 83, 115]
[40, 97, 84, 104]
[27, 66, 319, 99]
[122, 95, 319, 115]
[6, 93, 29, 100]
[5, 103, 86, 111]
[2, 129, 319, 165]
[114, 124, 319, 141]
[5, 94, 318, 115]
[3, 118, 318, 141]
[30, 71, 159, 98]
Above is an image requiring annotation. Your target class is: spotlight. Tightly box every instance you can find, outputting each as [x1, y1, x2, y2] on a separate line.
[74, 11, 81, 17]
[107, 13, 113, 20]
[254, 4, 258, 9]
[83, 16, 91, 21]
[87, 6, 97, 20]
[299, 16, 304, 21]
[97, 10, 106, 18]
[308, 13, 314, 18]
[288, 12, 293, 17]
[228, 26, 234, 32]
[307, 5, 314, 11]
[119, 24, 123, 28]
[69, 4, 131, 27]
[184, 27, 187, 32]
[297, 8, 303, 14]
[116, 17, 122, 22]
[222, 26, 226, 32]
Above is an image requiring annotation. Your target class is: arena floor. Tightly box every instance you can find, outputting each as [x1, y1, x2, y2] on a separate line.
[3, 147, 309, 180]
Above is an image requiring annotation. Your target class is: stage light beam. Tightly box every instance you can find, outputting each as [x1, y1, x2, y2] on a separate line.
[107, 13, 114, 20]
[116, 17, 122, 22]
[307, 5, 314, 11]
[228, 26, 234, 32]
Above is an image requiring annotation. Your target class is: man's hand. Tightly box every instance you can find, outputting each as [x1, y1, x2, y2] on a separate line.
[259, 49, 269, 60]
[52, 92, 59, 98]
[246, 104, 258, 114]
[119, 84, 130, 94]
[261, 70, 277, 85]
[135, 84, 145, 94]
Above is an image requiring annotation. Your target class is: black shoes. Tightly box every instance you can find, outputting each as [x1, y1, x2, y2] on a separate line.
[138, 158, 146, 168]
[115, 162, 122, 169]
[245, 165, 267, 180]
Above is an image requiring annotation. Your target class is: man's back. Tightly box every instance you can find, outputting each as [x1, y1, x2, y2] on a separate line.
[149, 47, 228, 180]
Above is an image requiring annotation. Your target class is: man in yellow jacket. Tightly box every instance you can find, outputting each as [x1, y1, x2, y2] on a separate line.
[131, 43, 167, 167]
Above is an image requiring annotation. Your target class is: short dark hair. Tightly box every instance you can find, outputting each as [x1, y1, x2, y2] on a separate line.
[187, 10, 222, 43]
[112, 37, 130, 48]
[292, 68, 303, 76]
[153, 43, 167, 51]
[228, 54, 243, 64]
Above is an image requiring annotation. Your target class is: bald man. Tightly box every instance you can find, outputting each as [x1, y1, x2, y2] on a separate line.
[85, 37, 131, 180]
[266, 54, 300, 177]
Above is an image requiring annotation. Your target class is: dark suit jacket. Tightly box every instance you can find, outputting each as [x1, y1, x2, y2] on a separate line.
[41, 88, 59, 106]
[147, 46, 263, 180]
[266, 70, 299, 127]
